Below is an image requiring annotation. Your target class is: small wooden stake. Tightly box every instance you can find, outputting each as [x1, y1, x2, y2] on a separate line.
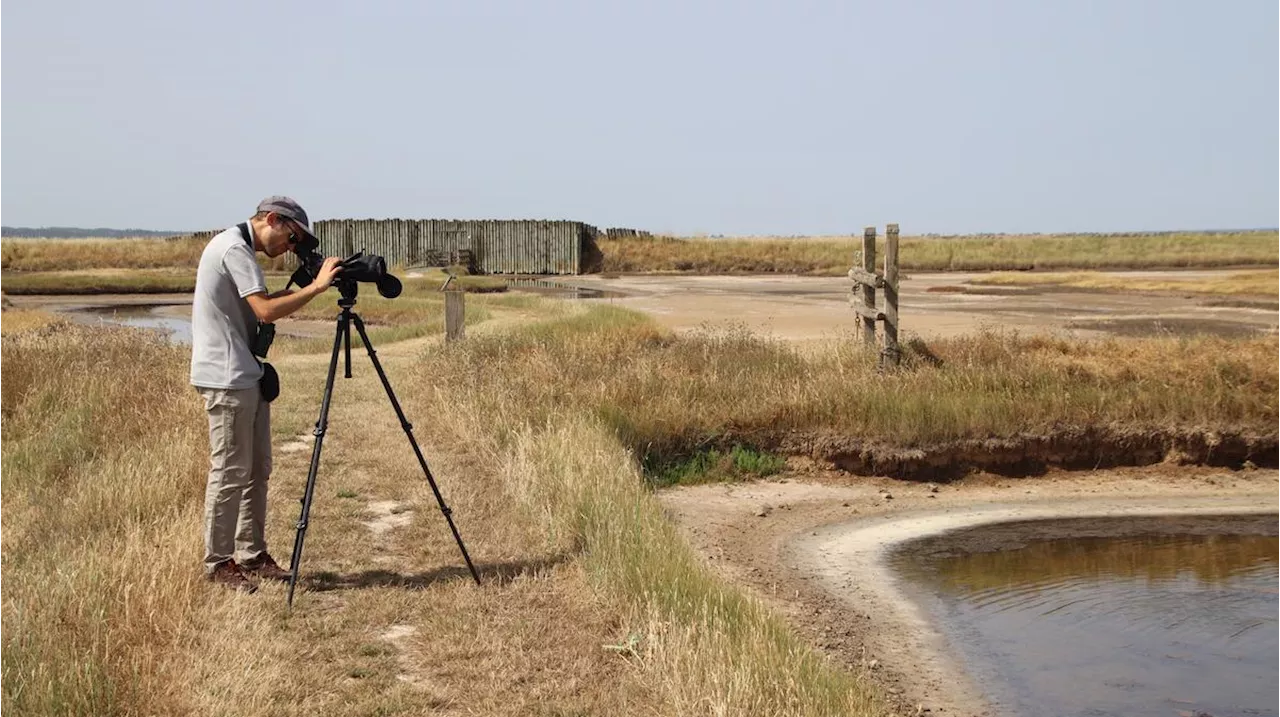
[445, 289, 465, 342]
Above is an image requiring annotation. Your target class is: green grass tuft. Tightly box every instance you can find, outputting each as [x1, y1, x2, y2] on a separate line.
[644, 445, 789, 486]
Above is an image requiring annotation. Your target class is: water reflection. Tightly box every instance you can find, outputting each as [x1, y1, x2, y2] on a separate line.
[77, 305, 192, 344]
[893, 515, 1279, 717]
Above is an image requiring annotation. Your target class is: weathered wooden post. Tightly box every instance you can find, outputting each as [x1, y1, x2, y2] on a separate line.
[859, 226, 877, 347]
[848, 227, 884, 347]
[444, 288, 465, 342]
[882, 223, 900, 367]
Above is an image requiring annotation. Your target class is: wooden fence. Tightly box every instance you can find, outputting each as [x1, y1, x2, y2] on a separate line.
[311, 219, 602, 275]
[849, 223, 901, 367]
[602, 227, 654, 239]
[184, 219, 604, 275]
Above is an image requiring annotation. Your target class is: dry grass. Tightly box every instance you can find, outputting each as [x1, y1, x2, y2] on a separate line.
[404, 267, 509, 293]
[1, 320, 669, 716]
[411, 307, 1277, 464]
[0, 308, 63, 335]
[396, 303, 1275, 713]
[6, 293, 1274, 716]
[2, 305, 886, 716]
[0, 293, 59, 335]
[970, 269, 1279, 296]
[493, 416, 881, 715]
[7, 231, 1275, 281]
[0, 234, 298, 295]
[1, 268, 199, 294]
[271, 276, 508, 356]
[600, 231, 1279, 274]
[2, 325, 214, 716]
[1, 237, 208, 271]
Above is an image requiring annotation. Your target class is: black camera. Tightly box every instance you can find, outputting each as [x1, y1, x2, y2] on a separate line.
[291, 247, 403, 299]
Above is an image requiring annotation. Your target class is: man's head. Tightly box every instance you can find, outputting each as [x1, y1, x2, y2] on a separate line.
[251, 196, 320, 257]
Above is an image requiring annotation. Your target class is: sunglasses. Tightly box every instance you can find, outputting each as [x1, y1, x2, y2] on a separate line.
[275, 215, 300, 245]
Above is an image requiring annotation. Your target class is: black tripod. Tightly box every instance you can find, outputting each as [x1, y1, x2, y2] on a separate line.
[286, 281, 481, 607]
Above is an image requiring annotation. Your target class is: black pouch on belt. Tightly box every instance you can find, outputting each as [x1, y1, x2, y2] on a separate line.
[259, 361, 280, 402]
[252, 322, 279, 402]
[237, 222, 282, 403]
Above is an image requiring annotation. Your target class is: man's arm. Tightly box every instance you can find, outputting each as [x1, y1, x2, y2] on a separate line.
[245, 285, 322, 324]
[245, 257, 342, 323]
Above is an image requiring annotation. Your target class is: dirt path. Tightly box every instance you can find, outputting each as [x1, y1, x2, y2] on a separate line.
[658, 465, 1278, 716]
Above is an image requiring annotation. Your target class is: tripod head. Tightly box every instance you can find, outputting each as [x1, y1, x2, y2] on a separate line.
[337, 278, 360, 306]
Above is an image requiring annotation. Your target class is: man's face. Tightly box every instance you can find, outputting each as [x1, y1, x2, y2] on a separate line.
[263, 213, 301, 257]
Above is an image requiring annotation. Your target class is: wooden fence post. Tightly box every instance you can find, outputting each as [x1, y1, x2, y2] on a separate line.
[445, 289, 465, 342]
[860, 226, 878, 348]
[882, 223, 900, 367]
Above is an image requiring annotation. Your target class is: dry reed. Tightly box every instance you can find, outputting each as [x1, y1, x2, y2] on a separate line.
[600, 231, 1279, 274]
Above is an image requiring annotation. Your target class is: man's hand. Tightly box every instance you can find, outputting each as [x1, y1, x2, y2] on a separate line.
[310, 257, 343, 293]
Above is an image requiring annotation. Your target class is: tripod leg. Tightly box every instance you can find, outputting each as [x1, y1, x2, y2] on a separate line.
[286, 313, 348, 607]
[349, 312, 482, 585]
[343, 315, 352, 379]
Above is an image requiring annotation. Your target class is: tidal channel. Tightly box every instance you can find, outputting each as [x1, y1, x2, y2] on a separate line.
[891, 514, 1278, 717]
[74, 304, 193, 343]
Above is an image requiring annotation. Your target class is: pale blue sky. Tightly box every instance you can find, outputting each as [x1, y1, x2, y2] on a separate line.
[2, 0, 1276, 235]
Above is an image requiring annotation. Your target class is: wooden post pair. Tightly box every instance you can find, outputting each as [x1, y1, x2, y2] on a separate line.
[848, 224, 900, 366]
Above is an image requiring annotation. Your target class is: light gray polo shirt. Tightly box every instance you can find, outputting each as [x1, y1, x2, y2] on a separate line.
[190, 224, 268, 390]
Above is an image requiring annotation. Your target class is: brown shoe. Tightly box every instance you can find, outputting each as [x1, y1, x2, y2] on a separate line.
[240, 553, 290, 582]
[207, 561, 258, 593]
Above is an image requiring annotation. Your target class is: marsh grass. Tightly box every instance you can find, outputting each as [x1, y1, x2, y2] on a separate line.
[406, 267, 509, 293]
[645, 445, 789, 487]
[1, 324, 214, 716]
[1, 237, 208, 271]
[5, 294, 1274, 717]
[496, 417, 881, 715]
[397, 302, 1273, 715]
[7, 231, 1274, 282]
[2, 318, 666, 716]
[1, 268, 199, 294]
[416, 307, 1276, 466]
[0, 308, 63, 335]
[600, 231, 1279, 274]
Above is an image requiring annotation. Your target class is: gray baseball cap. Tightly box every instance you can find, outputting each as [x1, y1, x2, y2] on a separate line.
[257, 195, 319, 252]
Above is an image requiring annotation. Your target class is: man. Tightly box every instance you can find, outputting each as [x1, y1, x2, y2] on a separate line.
[190, 196, 341, 593]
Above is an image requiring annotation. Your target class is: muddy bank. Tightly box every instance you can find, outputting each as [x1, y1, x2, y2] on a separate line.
[780, 426, 1279, 481]
[658, 465, 1278, 717]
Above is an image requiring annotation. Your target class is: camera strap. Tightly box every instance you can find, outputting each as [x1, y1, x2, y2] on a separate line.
[235, 222, 278, 401]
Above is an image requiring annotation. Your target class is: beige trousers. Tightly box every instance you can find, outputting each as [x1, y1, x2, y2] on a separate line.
[200, 386, 272, 573]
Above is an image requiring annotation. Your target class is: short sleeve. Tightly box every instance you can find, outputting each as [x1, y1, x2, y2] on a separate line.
[222, 243, 268, 298]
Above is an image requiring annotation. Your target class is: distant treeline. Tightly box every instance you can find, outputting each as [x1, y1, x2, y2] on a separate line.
[2, 227, 187, 239]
